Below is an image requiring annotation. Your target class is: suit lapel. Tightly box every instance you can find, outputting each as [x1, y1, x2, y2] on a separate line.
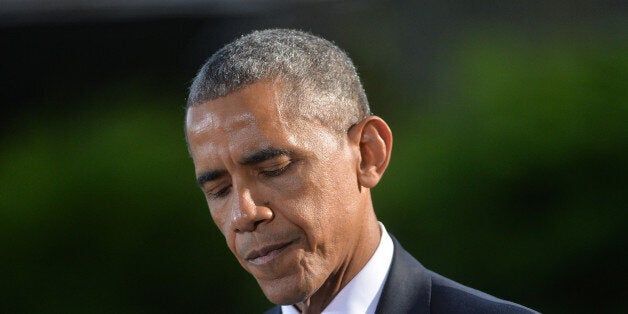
[375, 236, 432, 314]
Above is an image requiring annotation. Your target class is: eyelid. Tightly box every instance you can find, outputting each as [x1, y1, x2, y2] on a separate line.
[206, 185, 231, 200]
[259, 159, 293, 177]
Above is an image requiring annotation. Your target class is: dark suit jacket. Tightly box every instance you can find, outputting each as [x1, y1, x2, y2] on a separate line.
[264, 237, 538, 313]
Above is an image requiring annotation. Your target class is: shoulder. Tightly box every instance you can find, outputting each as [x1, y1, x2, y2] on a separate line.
[428, 270, 538, 313]
[381, 236, 538, 314]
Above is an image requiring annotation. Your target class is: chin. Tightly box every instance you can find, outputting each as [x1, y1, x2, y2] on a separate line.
[258, 278, 313, 305]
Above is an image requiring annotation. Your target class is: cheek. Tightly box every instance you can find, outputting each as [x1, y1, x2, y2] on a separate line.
[311, 158, 361, 226]
[264, 172, 325, 241]
[278, 163, 353, 241]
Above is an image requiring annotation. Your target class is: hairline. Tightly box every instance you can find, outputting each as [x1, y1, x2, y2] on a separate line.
[186, 76, 364, 136]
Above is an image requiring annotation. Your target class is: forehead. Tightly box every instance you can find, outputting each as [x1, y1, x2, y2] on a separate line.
[187, 81, 280, 131]
[185, 81, 337, 169]
[187, 82, 285, 149]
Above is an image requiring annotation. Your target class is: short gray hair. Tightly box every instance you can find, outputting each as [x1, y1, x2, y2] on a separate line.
[187, 29, 371, 133]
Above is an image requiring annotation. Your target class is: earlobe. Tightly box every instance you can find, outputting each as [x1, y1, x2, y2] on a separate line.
[353, 116, 393, 189]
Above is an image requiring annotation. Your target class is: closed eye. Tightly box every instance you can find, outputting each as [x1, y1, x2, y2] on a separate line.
[207, 185, 231, 200]
[260, 162, 292, 177]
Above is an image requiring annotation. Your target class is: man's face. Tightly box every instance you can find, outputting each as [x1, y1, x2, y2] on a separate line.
[185, 81, 369, 304]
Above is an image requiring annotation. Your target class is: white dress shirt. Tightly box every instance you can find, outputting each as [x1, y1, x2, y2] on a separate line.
[281, 223, 394, 314]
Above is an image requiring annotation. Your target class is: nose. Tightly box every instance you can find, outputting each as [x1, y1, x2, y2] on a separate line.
[230, 186, 273, 233]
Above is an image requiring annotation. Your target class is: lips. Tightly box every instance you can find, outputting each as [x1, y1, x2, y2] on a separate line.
[244, 241, 292, 266]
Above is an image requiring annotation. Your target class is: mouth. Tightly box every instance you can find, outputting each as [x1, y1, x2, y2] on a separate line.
[245, 241, 293, 266]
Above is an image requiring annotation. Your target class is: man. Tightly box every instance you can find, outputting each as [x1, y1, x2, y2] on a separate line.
[185, 29, 537, 313]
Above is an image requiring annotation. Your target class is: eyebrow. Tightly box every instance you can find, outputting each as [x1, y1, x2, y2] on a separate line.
[239, 147, 292, 165]
[195, 147, 292, 187]
[196, 169, 227, 187]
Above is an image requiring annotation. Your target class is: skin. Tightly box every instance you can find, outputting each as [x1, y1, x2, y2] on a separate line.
[186, 80, 392, 313]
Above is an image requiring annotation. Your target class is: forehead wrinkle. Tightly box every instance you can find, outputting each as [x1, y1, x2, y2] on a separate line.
[188, 107, 256, 134]
[224, 112, 255, 133]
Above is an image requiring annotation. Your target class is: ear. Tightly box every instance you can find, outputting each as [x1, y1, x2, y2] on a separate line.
[348, 116, 393, 188]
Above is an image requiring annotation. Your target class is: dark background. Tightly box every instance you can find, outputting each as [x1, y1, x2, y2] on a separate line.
[1, 1, 626, 313]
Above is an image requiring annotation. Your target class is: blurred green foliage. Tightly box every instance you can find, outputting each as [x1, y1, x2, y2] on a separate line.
[1, 30, 626, 313]
[374, 31, 627, 313]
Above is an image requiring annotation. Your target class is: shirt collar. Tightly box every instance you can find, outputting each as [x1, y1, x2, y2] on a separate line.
[281, 222, 394, 314]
